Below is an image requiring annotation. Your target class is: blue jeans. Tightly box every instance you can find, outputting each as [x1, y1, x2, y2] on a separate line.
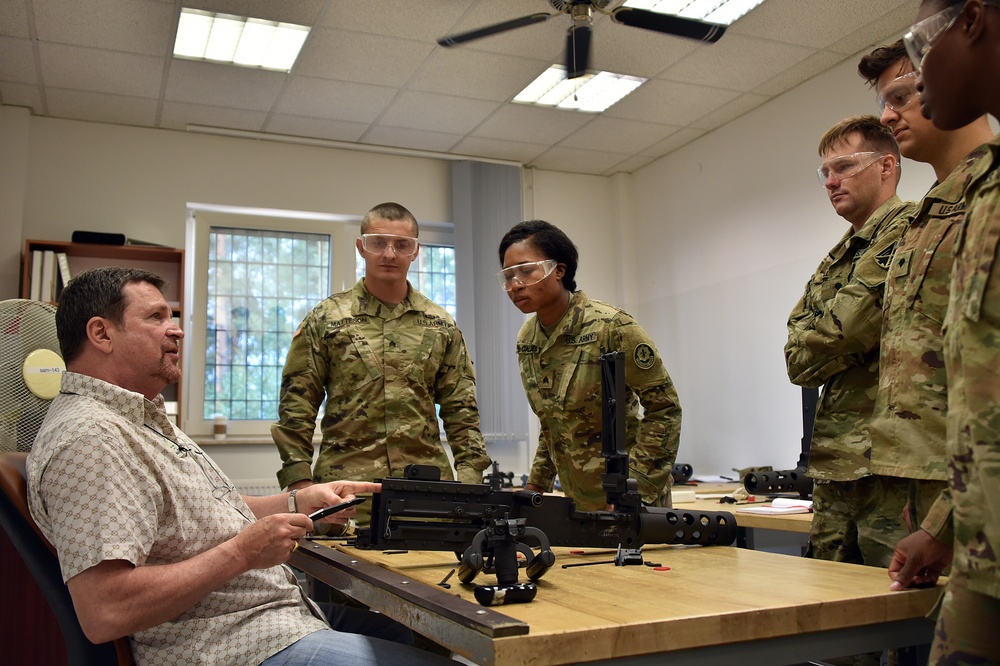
[259, 629, 457, 666]
[259, 602, 456, 666]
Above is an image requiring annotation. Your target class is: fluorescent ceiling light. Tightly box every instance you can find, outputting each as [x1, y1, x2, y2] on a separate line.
[622, 0, 767, 25]
[514, 66, 646, 113]
[173, 8, 309, 72]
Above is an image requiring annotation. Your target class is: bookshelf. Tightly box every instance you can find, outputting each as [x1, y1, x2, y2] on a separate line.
[20, 239, 186, 423]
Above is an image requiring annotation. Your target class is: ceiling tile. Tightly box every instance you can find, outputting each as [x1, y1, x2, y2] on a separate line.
[185, 0, 325, 26]
[376, 90, 499, 134]
[639, 127, 708, 159]
[0, 0, 30, 39]
[661, 34, 815, 92]
[408, 49, 547, 102]
[40, 43, 163, 97]
[159, 100, 267, 132]
[528, 146, 632, 176]
[558, 116, 678, 155]
[264, 113, 370, 143]
[449, 136, 547, 164]
[471, 103, 593, 145]
[294, 28, 434, 87]
[165, 59, 285, 111]
[276, 76, 397, 124]
[752, 49, 846, 97]
[689, 92, 771, 131]
[605, 78, 740, 126]
[320, 0, 475, 42]
[0, 36, 36, 84]
[361, 126, 464, 153]
[32, 0, 174, 56]
[46, 87, 158, 126]
[729, 0, 909, 51]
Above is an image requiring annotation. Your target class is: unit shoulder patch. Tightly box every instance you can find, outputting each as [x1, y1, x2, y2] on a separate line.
[634, 343, 655, 369]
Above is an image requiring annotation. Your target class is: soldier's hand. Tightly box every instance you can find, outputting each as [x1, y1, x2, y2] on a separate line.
[525, 483, 546, 494]
[233, 513, 312, 570]
[888, 529, 953, 591]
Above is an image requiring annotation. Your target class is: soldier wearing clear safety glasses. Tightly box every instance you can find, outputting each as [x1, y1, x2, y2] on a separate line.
[882, 1, 1000, 662]
[497, 220, 682, 512]
[273, 202, 490, 528]
[856, 34, 993, 587]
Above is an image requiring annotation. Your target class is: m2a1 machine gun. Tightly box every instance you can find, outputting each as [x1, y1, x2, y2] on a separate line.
[354, 351, 738, 606]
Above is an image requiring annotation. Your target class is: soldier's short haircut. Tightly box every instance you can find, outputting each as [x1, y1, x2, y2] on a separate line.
[57, 266, 167, 363]
[858, 39, 909, 88]
[498, 220, 579, 292]
[818, 114, 901, 162]
[361, 202, 419, 236]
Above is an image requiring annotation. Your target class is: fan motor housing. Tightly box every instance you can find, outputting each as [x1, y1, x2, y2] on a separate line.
[549, 0, 613, 12]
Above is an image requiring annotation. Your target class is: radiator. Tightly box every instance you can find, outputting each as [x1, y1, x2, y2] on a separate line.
[234, 478, 282, 496]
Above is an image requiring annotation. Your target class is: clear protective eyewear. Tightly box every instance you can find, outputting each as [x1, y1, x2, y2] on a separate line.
[359, 233, 419, 257]
[816, 151, 890, 186]
[903, 3, 964, 72]
[876, 71, 920, 114]
[496, 259, 558, 291]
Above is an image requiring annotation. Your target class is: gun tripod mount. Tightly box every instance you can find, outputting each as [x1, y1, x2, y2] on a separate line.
[458, 516, 556, 606]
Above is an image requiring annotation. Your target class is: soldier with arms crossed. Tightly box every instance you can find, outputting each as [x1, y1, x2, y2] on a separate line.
[785, 116, 915, 572]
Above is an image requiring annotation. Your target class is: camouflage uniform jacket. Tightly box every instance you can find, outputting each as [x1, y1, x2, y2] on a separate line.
[870, 151, 990, 489]
[272, 279, 490, 489]
[941, 135, 1000, 600]
[785, 195, 914, 481]
[517, 291, 682, 511]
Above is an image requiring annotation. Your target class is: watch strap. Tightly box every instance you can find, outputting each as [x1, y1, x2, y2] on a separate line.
[288, 489, 299, 513]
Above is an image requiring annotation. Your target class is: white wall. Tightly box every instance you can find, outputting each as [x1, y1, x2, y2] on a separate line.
[625, 54, 937, 477]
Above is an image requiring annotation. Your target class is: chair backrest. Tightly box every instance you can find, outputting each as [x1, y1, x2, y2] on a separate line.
[0, 452, 133, 666]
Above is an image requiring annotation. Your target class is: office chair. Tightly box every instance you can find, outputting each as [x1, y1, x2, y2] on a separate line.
[0, 452, 133, 666]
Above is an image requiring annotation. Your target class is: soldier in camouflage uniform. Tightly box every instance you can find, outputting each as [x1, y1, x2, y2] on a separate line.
[886, 3, 1000, 661]
[497, 220, 681, 512]
[858, 39, 994, 558]
[786, 117, 915, 571]
[272, 202, 490, 526]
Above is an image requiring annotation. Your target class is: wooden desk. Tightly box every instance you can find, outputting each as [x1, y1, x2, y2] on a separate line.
[678, 483, 813, 551]
[291, 542, 938, 665]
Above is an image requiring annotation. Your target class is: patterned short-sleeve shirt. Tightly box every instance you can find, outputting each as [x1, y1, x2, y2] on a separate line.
[27, 372, 329, 666]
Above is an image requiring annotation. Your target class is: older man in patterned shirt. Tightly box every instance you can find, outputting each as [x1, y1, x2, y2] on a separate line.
[27, 266, 454, 666]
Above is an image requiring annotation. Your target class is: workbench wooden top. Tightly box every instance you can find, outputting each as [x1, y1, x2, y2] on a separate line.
[293, 540, 941, 665]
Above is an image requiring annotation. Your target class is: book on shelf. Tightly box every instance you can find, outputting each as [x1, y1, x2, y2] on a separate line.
[30, 250, 43, 300]
[56, 252, 72, 285]
[39, 250, 56, 303]
[736, 497, 813, 515]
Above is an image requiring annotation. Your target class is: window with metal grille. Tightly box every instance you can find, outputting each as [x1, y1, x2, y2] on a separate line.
[205, 227, 331, 420]
[355, 243, 456, 317]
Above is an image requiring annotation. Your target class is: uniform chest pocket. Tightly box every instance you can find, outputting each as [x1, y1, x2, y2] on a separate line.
[957, 181, 1000, 325]
[325, 329, 382, 393]
[909, 218, 961, 323]
[403, 326, 449, 385]
[554, 347, 602, 411]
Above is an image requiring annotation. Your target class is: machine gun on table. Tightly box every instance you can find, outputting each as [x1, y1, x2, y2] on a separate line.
[354, 351, 737, 605]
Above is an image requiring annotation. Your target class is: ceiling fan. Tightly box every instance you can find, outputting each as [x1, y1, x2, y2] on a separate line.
[437, 1, 726, 79]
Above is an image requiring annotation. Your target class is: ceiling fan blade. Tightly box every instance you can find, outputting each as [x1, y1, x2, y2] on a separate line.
[565, 24, 592, 79]
[437, 12, 556, 47]
[610, 8, 726, 43]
